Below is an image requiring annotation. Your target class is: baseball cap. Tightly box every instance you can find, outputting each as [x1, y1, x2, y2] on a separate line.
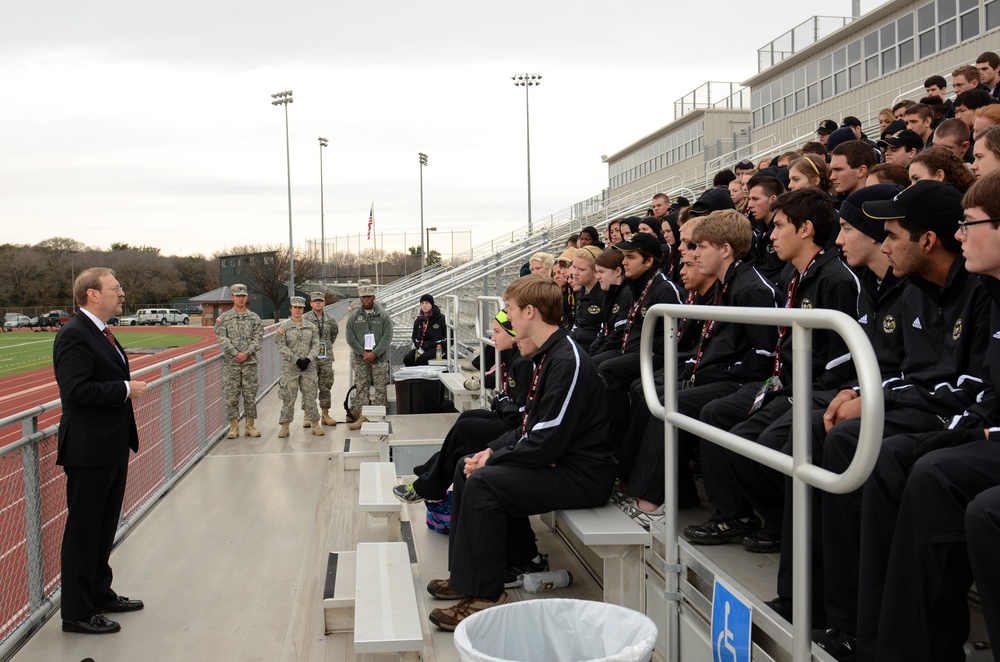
[878, 129, 923, 151]
[612, 233, 663, 259]
[842, 116, 862, 128]
[817, 119, 838, 135]
[688, 187, 736, 217]
[862, 180, 964, 237]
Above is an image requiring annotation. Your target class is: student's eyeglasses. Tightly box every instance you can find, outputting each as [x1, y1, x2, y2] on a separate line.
[957, 218, 1000, 235]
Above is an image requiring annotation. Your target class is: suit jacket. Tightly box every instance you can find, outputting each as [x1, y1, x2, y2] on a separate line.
[54, 312, 139, 468]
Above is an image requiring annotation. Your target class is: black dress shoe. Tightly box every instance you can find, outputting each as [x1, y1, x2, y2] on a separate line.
[98, 595, 144, 613]
[62, 614, 121, 634]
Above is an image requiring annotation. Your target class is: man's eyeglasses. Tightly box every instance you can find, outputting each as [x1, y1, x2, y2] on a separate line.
[90, 286, 124, 293]
[957, 218, 1000, 235]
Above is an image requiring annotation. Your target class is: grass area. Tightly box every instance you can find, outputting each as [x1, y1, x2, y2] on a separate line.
[0, 331, 203, 378]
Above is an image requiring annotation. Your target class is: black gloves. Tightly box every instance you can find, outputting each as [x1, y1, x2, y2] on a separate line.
[912, 428, 984, 460]
[296, 358, 311, 371]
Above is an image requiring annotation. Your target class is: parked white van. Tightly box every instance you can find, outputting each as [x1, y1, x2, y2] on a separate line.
[136, 308, 190, 326]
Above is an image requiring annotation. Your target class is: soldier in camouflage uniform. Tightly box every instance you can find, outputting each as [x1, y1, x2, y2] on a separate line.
[302, 291, 339, 427]
[346, 279, 393, 430]
[275, 296, 323, 438]
[214, 283, 264, 439]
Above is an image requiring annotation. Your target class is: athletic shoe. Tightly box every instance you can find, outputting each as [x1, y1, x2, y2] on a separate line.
[813, 628, 857, 661]
[426, 578, 465, 600]
[619, 499, 665, 531]
[392, 483, 425, 504]
[742, 530, 781, 553]
[502, 554, 549, 588]
[429, 592, 509, 631]
[682, 515, 761, 545]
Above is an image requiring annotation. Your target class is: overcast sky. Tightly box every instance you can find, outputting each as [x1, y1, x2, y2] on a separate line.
[1, 0, 890, 258]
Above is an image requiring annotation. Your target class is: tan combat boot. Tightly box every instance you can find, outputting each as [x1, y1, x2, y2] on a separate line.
[349, 415, 368, 431]
[244, 418, 261, 438]
[227, 419, 239, 439]
[321, 408, 337, 426]
[303, 418, 311, 428]
[278, 422, 290, 438]
[310, 421, 325, 436]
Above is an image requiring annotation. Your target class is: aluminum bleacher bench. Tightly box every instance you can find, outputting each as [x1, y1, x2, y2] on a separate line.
[438, 372, 478, 411]
[322, 550, 356, 634]
[359, 462, 402, 541]
[553, 502, 650, 611]
[354, 542, 423, 660]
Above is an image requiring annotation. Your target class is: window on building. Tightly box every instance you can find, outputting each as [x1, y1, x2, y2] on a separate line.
[989, 0, 1000, 29]
[961, 6, 980, 37]
[940, 18, 958, 47]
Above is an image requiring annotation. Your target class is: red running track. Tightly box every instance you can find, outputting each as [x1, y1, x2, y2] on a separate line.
[0, 326, 221, 446]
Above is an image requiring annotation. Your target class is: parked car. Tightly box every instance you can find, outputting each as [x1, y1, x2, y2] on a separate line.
[136, 308, 189, 326]
[118, 315, 138, 326]
[40, 310, 71, 327]
[183, 305, 202, 315]
[4, 313, 31, 329]
[107, 315, 120, 326]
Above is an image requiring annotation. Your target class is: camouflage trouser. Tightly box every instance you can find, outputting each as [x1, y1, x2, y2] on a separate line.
[351, 355, 389, 411]
[223, 362, 259, 420]
[280, 361, 319, 423]
[301, 360, 335, 411]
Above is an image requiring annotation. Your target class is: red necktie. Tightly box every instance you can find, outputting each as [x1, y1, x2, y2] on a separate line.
[103, 327, 117, 347]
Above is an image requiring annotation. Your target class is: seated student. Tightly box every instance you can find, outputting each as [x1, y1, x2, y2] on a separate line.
[867, 170, 1000, 662]
[395, 309, 532, 503]
[973, 103, 1000, 140]
[589, 249, 632, 357]
[813, 181, 990, 659]
[866, 162, 911, 187]
[745, 175, 787, 285]
[577, 226, 603, 248]
[830, 140, 879, 202]
[402, 294, 447, 366]
[426, 275, 616, 630]
[591, 233, 683, 446]
[972, 125, 1000, 179]
[619, 211, 780, 527]
[904, 103, 936, 147]
[569, 246, 604, 350]
[931, 117, 973, 162]
[750, 184, 907, 621]
[528, 252, 554, 277]
[787, 155, 832, 192]
[953, 89, 995, 134]
[684, 188, 860, 547]
[879, 129, 924, 167]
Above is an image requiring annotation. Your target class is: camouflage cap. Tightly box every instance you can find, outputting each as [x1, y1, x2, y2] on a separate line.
[289, 296, 306, 307]
[358, 279, 376, 296]
[231, 283, 248, 296]
[310, 291, 326, 302]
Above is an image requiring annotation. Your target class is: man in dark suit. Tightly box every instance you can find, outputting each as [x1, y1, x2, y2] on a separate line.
[54, 267, 148, 634]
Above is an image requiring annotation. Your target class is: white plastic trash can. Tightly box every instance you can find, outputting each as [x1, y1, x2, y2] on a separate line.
[454, 598, 658, 662]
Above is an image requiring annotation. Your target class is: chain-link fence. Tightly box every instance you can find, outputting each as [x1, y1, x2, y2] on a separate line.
[0, 328, 283, 658]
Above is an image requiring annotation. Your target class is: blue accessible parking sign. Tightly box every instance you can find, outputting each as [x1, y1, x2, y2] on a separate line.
[712, 578, 752, 662]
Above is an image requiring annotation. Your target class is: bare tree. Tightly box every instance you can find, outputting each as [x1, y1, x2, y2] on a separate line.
[225, 245, 321, 319]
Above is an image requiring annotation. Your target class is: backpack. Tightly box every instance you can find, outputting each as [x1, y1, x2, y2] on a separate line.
[425, 491, 453, 534]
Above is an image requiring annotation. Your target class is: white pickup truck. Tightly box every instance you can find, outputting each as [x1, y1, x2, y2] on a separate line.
[136, 308, 190, 326]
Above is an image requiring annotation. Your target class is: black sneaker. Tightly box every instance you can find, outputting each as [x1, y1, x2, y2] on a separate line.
[392, 483, 425, 504]
[813, 628, 857, 661]
[682, 515, 761, 545]
[742, 530, 781, 553]
[502, 554, 549, 588]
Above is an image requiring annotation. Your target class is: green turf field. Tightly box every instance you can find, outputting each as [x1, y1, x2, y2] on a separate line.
[0, 331, 203, 378]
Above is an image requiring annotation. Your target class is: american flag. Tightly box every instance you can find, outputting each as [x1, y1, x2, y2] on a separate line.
[367, 204, 373, 240]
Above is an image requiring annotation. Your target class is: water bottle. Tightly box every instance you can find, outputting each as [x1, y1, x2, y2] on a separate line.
[521, 570, 573, 593]
[435, 343, 443, 360]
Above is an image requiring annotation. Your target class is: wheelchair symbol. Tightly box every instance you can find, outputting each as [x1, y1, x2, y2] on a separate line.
[715, 600, 738, 662]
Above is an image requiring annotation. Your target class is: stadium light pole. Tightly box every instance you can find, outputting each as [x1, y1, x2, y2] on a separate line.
[418, 152, 428, 269]
[512, 73, 541, 235]
[271, 90, 295, 298]
[319, 137, 328, 286]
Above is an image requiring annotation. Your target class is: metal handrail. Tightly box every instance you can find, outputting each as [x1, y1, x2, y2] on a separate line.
[475, 296, 506, 405]
[640, 304, 884, 662]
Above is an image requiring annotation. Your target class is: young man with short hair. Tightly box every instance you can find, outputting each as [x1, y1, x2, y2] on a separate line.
[870, 171, 1000, 660]
[953, 89, 994, 130]
[977, 50, 1000, 99]
[892, 100, 915, 119]
[830, 141, 878, 199]
[932, 118, 973, 162]
[650, 192, 670, 221]
[904, 103, 935, 146]
[812, 180, 991, 659]
[953, 64, 985, 94]
[684, 188, 860, 547]
[746, 175, 787, 284]
[426, 275, 616, 630]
